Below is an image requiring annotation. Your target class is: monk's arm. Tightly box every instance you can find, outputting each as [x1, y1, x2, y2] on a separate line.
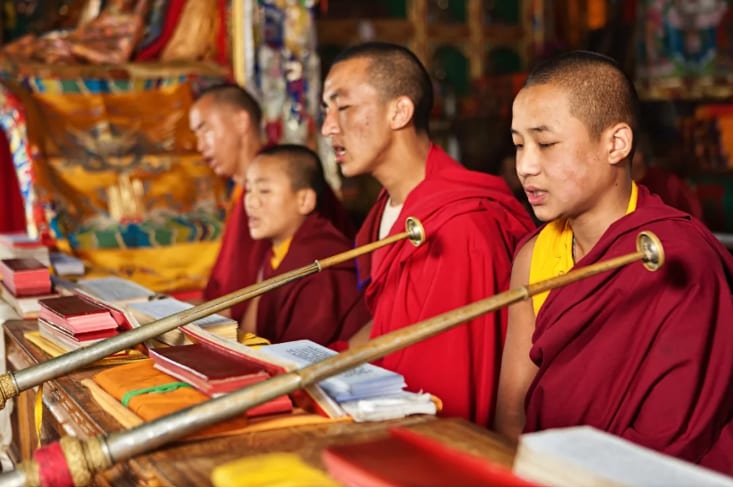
[348, 320, 373, 347]
[495, 238, 539, 440]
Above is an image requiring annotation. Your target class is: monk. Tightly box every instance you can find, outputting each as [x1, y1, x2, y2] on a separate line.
[496, 50, 733, 474]
[321, 42, 535, 427]
[189, 84, 353, 321]
[240, 144, 369, 345]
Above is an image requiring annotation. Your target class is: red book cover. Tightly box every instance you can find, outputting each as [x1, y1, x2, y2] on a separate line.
[38, 295, 119, 333]
[149, 343, 293, 417]
[0, 258, 52, 296]
[149, 343, 270, 393]
[322, 427, 543, 487]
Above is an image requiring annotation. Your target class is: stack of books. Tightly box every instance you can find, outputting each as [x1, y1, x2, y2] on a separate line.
[0, 232, 50, 266]
[258, 340, 406, 402]
[0, 258, 52, 296]
[126, 297, 237, 345]
[0, 257, 57, 318]
[148, 342, 293, 416]
[37, 295, 120, 351]
[257, 340, 437, 422]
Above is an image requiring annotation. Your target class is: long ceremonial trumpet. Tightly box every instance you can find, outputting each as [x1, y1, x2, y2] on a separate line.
[0, 231, 663, 487]
[0, 218, 426, 411]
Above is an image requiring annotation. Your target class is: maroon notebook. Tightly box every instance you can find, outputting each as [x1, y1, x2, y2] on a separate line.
[149, 343, 273, 396]
[38, 295, 119, 333]
[322, 427, 543, 487]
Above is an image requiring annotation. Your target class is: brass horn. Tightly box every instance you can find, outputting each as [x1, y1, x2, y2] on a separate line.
[0, 218, 426, 410]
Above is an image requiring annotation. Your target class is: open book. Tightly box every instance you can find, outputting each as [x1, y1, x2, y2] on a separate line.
[126, 297, 237, 345]
[513, 426, 733, 487]
[76, 276, 156, 306]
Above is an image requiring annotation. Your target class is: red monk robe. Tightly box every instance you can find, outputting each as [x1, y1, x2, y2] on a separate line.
[356, 144, 535, 427]
[525, 185, 733, 474]
[256, 213, 370, 345]
[205, 184, 354, 322]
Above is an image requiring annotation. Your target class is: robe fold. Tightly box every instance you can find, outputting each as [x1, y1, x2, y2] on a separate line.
[256, 213, 370, 345]
[356, 144, 534, 427]
[525, 185, 733, 474]
[204, 184, 354, 322]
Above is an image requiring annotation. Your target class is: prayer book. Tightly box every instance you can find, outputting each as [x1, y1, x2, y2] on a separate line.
[179, 326, 347, 419]
[149, 343, 272, 396]
[0, 232, 50, 265]
[49, 251, 85, 276]
[0, 232, 44, 249]
[256, 340, 407, 402]
[38, 295, 119, 334]
[38, 318, 118, 351]
[76, 276, 156, 306]
[0, 283, 57, 319]
[322, 426, 540, 487]
[0, 258, 52, 296]
[513, 426, 733, 487]
[126, 297, 237, 345]
[148, 342, 293, 415]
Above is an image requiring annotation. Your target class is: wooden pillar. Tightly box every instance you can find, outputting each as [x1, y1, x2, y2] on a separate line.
[408, 0, 429, 66]
[467, 0, 484, 79]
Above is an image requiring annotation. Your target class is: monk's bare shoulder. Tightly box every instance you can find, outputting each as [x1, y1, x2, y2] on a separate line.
[511, 234, 538, 288]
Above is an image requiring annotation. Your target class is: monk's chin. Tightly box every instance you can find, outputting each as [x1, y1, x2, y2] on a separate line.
[248, 230, 268, 241]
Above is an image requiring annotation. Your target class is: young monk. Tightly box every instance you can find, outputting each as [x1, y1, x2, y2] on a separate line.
[240, 144, 370, 346]
[321, 41, 534, 426]
[496, 50, 733, 474]
[189, 84, 353, 321]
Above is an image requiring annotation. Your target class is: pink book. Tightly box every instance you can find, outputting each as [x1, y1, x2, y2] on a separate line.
[0, 258, 52, 296]
[38, 295, 119, 334]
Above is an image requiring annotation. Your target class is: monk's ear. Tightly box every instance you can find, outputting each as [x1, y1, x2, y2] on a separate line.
[389, 96, 415, 130]
[606, 122, 633, 166]
[233, 110, 252, 136]
[297, 188, 317, 215]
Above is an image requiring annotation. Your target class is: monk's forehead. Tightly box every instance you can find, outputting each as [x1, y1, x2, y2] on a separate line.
[324, 58, 375, 99]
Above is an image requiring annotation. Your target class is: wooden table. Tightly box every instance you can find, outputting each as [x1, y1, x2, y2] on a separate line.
[5, 320, 516, 486]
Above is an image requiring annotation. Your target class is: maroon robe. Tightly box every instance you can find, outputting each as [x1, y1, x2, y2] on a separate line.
[204, 184, 354, 322]
[256, 213, 369, 345]
[356, 145, 535, 427]
[525, 185, 733, 474]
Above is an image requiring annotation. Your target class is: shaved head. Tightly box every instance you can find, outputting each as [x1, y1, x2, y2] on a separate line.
[524, 51, 640, 145]
[256, 144, 327, 203]
[332, 41, 434, 134]
[197, 83, 262, 127]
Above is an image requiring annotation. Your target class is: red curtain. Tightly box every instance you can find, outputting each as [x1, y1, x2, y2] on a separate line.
[0, 130, 26, 232]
